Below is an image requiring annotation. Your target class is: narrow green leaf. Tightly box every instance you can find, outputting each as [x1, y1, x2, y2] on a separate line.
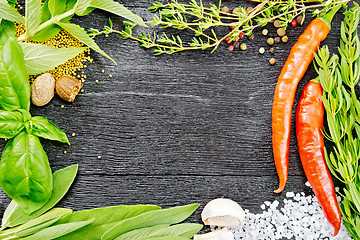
[140, 237, 188, 240]
[25, 0, 42, 35]
[21, 218, 94, 240]
[0, 37, 30, 111]
[56, 22, 115, 64]
[102, 204, 199, 240]
[30, 116, 69, 144]
[19, 41, 86, 76]
[90, 0, 146, 27]
[0, 19, 15, 45]
[14, 216, 62, 237]
[114, 225, 169, 240]
[55, 205, 162, 240]
[0, 110, 25, 138]
[0, 132, 53, 215]
[2, 165, 78, 228]
[0, 0, 24, 23]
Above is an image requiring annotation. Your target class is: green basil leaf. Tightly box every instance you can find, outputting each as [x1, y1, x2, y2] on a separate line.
[55, 205, 162, 240]
[7, 0, 17, 7]
[0, 131, 53, 215]
[114, 225, 168, 240]
[30, 116, 70, 144]
[48, 0, 77, 17]
[56, 22, 115, 64]
[14, 216, 62, 237]
[0, 110, 25, 138]
[74, 0, 92, 16]
[90, 0, 146, 27]
[25, 0, 42, 35]
[19, 42, 86, 76]
[142, 237, 188, 240]
[0, 0, 24, 24]
[0, 37, 30, 111]
[101, 204, 199, 240]
[21, 218, 94, 240]
[1, 165, 78, 228]
[0, 19, 15, 45]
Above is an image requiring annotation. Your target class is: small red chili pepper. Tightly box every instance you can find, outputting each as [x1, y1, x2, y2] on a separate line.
[291, 19, 297, 27]
[225, 37, 232, 44]
[238, 32, 245, 38]
[296, 81, 341, 236]
[227, 45, 234, 51]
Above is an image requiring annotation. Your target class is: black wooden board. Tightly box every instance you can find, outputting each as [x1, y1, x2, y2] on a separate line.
[0, 0, 355, 238]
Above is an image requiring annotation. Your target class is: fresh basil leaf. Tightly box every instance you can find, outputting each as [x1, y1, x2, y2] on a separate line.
[48, 0, 77, 17]
[0, 0, 24, 24]
[0, 37, 30, 111]
[0, 131, 53, 215]
[102, 204, 199, 240]
[56, 22, 115, 63]
[19, 42, 86, 76]
[0, 19, 15, 45]
[14, 216, 62, 237]
[29, 116, 70, 144]
[1, 165, 78, 228]
[55, 205, 162, 240]
[74, 0, 92, 16]
[114, 225, 168, 240]
[21, 218, 95, 240]
[0, 110, 25, 138]
[25, 0, 42, 35]
[142, 237, 188, 240]
[90, 0, 146, 27]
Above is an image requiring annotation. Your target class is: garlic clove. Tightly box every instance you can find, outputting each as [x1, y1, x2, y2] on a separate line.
[193, 229, 234, 240]
[201, 198, 245, 227]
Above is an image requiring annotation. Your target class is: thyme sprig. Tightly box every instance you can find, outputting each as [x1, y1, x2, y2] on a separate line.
[314, 4, 360, 239]
[89, 0, 349, 54]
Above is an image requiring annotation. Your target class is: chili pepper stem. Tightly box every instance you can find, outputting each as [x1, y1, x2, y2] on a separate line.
[318, 4, 343, 28]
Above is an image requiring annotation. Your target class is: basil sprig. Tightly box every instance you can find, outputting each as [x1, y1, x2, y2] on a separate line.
[0, 37, 70, 215]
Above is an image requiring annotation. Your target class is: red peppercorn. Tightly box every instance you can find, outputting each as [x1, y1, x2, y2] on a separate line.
[227, 45, 234, 51]
[238, 32, 245, 39]
[225, 37, 232, 44]
[229, 25, 234, 30]
[291, 19, 297, 27]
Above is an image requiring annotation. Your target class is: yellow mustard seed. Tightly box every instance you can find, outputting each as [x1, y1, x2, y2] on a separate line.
[61, 105, 65, 108]
[101, 69, 105, 73]
[81, 89, 84, 93]
[95, 80, 99, 83]
[72, 133, 76, 137]
[98, 155, 102, 159]
[109, 74, 112, 78]
[64, 150, 67, 154]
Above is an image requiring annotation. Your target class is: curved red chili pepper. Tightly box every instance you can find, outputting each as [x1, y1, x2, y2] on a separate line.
[272, 18, 330, 193]
[296, 81, 341, 236]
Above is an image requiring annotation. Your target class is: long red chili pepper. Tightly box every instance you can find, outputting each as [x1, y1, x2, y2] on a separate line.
[272, 7, 340, 193]
[295, 81, 341, 236]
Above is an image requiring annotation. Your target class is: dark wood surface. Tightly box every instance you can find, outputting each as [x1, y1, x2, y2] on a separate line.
[0, 0, 352, 233]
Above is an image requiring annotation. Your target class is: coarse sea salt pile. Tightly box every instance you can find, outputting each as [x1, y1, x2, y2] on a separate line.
[230, 183, 353, 240]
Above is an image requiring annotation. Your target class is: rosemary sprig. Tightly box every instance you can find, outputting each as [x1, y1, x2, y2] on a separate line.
[89, 0, 349, 54]
[314, 4, 360, 239]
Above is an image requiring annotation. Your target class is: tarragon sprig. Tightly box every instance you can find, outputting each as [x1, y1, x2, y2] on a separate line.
[314, 4, 360, 239]
[90, 0, 349, 54]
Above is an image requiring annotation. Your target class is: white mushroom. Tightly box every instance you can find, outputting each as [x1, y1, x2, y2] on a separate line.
[193, 229, 234, 240]
[201, 198, 245, 227]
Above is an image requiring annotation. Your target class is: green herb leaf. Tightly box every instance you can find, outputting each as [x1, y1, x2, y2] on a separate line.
[29, 116, 70, 144]
[0, 110, 25, 138]
[0, 131, 53, 215]
[0, 0, 24, 24]
[19, 42, 86, 76]
[0, 37, 30, 111]
[1, 165, 78, 228]
[56, 22, 115, 64]
[14, 216, 62, 237]
[21, 218, 95, 240]
[102, 204, 199, 240]
[25, 0, 42, 35]
[0, 19, 15, 45]
[48, 0, 76, 17]
[74, 0, 93, 16]
[55, 205, 162, 240]
[90, 0, 146, 27]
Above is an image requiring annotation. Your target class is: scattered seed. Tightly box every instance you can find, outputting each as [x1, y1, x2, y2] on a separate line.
[72, 133, 76, 137]
[81, 89, 84, 93]
[221, 6, 229, 13]
[105, 34, 109, 38]
[238, 32, 245, 39]
[291, 19, 297, 27]
[296, 15, 304, 25]
[61, 105, 65, 108]
[81, 79, 85, 83]
[101, 69, 105, 73]
[262, 29, 268, 36]
[232, 7, 239, 14]
[274, 37, 281, 44]
[267, 37, 274, 45]
[233, 42, 240, 49]
[273, 20, 281, 28]
[64, 150, 67, 154]
[95, 79, 99, 83]
[227, 45, 234, 51]
[240, 43, 247, 51]
[282, 35, 289, 43]
[246, 7, 254, 14]
[225, 37, 232, 44]
[109, 74, 112, 78]
[248, 34, 255, 40]
[277, 28, 286, 37]
[259, 47, 265, 54]
[269, 58, 276, 65]
[98, 155, 102, 159]
[269, 48, 275, 54]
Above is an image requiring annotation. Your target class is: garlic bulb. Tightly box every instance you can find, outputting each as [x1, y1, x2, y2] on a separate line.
[201, 198, 245, 227]
[193, 229, 234, 240]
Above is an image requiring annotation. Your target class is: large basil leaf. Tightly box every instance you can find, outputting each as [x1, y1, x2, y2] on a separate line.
[56, 22, 115, 63]
[19, 42, 85, 76]
[25, 0, 42, 35]
[102, 204, 199, 240]
[1, 165, 78, 228]
[90, 0, 146, 27]
[48, 0, 77, 17]
[0, 110, 25, 138]
[0, 37, 30, 111]
[0, 19, 15, 45]
[0, 0, 24, 24]
[74, 0, 93, 16]
[55, 205, 162, 240]
[30, 116, 70, 144]
[0, 131, 53, 215]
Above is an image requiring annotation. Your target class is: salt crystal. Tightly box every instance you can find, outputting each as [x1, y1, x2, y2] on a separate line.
[286, 192, 295, 198]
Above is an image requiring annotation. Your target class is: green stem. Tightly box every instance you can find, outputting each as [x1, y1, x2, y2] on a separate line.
[318, 4, 344, 28]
